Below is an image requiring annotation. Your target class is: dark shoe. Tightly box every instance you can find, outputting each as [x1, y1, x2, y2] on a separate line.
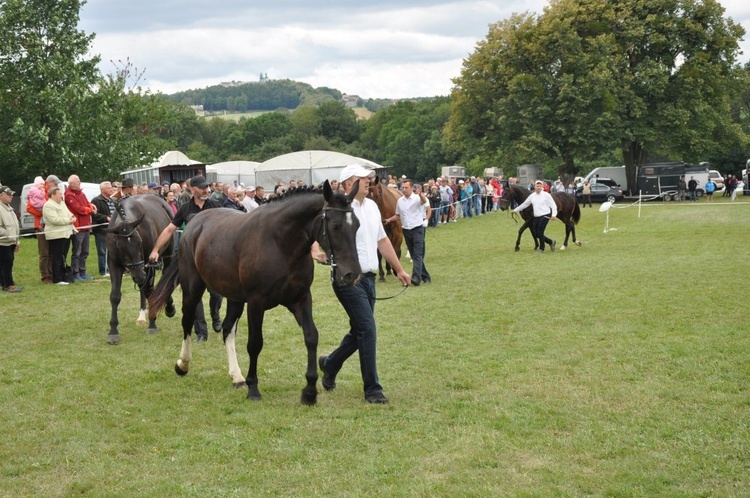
[410, 279, 420, 286]
[195, 335, 207, 342]
[549, 240, 556, 252]
[319, 355, 336, 391]
[41, 278, 52, 284]
[212, 318, 223, 333]
[365, 392, 388, 404]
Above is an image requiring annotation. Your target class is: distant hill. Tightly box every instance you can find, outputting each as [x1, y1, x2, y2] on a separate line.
[161, 78, 429, 114]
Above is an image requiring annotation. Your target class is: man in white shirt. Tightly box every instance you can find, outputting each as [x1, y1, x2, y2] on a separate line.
[313, 165, 410, 404]
[513, 180, 558, 252]
[240, 186, 259, 212]
[386, 179, 431, 285]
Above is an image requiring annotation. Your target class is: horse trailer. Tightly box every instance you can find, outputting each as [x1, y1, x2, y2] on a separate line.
[517, 164, 544, 186]
[637, 162, 709, 199]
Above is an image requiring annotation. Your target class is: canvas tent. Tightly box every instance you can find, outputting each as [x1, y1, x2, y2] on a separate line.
[210, 161, 261, 187]
[121, 151, 208, 186]
[254, 150, 383, 191]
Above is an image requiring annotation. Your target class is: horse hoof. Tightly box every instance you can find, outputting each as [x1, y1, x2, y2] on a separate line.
[233, 381, 248, 389]
[246, 391, 262, 401]
[165, 305, 176, 318]
[136, 319, 147, 326]
[301, 392, 317, 406]
[378, 277, 385, 282]
[174, 363, 188, 376]
[575, 241, 582, 246]
[560, 246, 567, 251]
[147, 327, 159, 335]
[106, 334, 120, 345]
[514, 247, 520, 252]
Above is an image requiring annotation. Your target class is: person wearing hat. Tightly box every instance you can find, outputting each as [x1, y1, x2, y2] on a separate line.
[120, 178, 135, 198]
[314, 164, 410, 404]
[513, 180, 558, 252]
[240, 186, 259, 212]
[0, 186, 22, 292]
[149, 175, 223, 340]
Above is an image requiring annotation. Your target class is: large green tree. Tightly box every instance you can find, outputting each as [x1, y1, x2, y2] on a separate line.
[0, 0, 100, 184]
[447, 0, 747, 190]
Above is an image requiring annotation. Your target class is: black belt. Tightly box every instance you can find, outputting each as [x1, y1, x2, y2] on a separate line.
[362, 272, 376, 278]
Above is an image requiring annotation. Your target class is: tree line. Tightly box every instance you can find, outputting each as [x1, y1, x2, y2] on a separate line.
[1, 0, 749, 192]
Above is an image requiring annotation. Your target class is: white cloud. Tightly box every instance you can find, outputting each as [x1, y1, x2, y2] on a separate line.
[80, 0, 750, 99]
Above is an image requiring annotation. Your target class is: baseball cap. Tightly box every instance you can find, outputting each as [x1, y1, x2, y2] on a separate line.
[0, 186, 15, 195]
[339, 164, 376, 183]
[245, 185, 256, 191]
[189, 175, 209, 188]
[162, 180, 170, 186]
[121, 178, 135, 188]
[148, 182, 160, 189]
[458, 179, 465, 184]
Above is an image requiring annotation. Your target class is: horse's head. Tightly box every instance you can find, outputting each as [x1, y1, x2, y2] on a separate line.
[107, 213, 148, 285]
[498, 187, 513, 212]
[316, 180, 361, 286]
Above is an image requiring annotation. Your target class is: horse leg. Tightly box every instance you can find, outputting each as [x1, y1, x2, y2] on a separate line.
[377, 251, 385, 281]
[222, 299, 247, 388]
[143, 271, 159, 333]
[288, 291, 318, 405]
[175, 274, 206, 377]
[136, 286, 148, 327]
[561, 220, 572, 250]
[107, 266, 124, 345]
[245, 307, 265, 401]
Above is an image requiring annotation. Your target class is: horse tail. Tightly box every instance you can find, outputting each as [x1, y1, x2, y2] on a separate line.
[148, 259, 180, 320]
[572, 198, 581, 225]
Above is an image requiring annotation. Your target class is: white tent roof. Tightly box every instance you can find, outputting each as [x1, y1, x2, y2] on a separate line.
[210, 160, 261, 187]
[153, 150, 203, 167]
[254, 150, 382, 190]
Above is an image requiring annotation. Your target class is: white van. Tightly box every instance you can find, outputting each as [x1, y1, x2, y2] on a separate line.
[708, 170, 724, 190]
[20, 181, 101, 233]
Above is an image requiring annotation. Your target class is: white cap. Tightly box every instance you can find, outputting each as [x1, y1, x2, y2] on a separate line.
[339, 164, 375, 183]
[245, 185, 255, 191]
[458, 179, 465, 184]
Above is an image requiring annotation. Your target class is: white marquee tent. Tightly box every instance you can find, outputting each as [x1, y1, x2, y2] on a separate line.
[254, 150, 383, 191]
[210, 160, 261, 187]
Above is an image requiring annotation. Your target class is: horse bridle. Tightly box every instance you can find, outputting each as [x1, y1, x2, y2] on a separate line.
[317, 203, 354, 283]
[113, 200, 149, 274]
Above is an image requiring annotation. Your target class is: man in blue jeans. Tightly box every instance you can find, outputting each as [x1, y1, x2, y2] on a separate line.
[313, 164, 410, 404]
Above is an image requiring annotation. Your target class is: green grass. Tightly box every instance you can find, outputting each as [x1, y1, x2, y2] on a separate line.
[1, 197, 748, 496]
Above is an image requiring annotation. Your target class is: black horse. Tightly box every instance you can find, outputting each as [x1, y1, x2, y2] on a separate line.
[106, 195, 175, 345]
[148, 181, 361, 405]
[499, 185, 581, 251]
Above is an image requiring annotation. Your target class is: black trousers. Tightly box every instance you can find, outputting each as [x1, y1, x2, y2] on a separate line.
[0, 244, 16, 288]
[532, 216, 553, 250]
[48, 237, 71, 283]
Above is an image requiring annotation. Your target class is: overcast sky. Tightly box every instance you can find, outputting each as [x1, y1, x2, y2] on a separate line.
[78, 0, 750, 99]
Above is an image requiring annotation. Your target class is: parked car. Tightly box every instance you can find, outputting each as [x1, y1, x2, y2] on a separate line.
[708, 170, 724, 190]
[589, 177, 621, 188]
[575, 183, 624, 203]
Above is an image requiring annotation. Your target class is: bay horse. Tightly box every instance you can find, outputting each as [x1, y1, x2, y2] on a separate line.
[106, 195, 176, 345]
[367, 181, 403, 281]
[148, 181, 361, 405]
[498, 185, 581, 251]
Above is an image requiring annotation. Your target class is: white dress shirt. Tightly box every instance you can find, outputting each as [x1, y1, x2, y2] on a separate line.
[353, 197, 387, 274]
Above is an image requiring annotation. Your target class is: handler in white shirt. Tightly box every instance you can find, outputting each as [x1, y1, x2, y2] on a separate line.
[513, 180, 558, 252]
[386, 179, 431, 285]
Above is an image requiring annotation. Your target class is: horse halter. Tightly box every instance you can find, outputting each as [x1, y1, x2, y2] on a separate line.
[317, 202, 354, 283]
[113, 200, 146, 272]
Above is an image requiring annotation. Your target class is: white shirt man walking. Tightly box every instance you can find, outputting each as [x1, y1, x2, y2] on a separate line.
[513, 180, 558, 252]
[386, 179, 431, 285]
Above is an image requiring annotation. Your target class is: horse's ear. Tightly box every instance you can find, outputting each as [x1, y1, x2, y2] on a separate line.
[322, 179, 333, 202]
[347, 179, 360, 203]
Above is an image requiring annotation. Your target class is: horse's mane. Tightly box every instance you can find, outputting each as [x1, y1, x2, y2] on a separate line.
[266, 185, 322, 204]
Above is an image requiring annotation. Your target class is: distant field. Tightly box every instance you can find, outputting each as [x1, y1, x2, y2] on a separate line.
[204, 106, 373, 121]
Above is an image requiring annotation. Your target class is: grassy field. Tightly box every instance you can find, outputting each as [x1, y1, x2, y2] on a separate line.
[1, 197, 748, 496]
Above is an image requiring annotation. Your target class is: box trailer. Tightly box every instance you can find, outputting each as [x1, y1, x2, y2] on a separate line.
[517, 164, 544, 187]
[583, 166, 627, 189]
[637, 162, 709, 199]
[441, 165, 466, 179]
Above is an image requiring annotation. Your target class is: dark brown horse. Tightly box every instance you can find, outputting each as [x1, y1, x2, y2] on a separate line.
[105, 195, 175, 345]
[148, 181, 361, 405]
[498, 185, 581, 251]
[367, 181, 403, 281]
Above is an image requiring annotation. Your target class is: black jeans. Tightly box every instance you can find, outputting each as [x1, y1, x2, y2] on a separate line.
[403, 226, 430, 284]
[325, 274, 383, 397]
[48, 237, 71, 283]
[0, 244, 16, 288]
[532, 215, 553, 251]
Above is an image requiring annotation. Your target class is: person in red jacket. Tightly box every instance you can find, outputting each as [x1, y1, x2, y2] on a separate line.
[64, 175, 98, 281]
